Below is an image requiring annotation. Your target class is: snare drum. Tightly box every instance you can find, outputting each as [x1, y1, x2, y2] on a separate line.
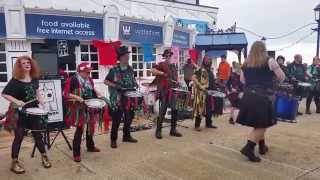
[171, 88, 190, 111]
[124, 91, 146, 112]
[23, 107, 49, 131]
[297, 82, 311, 98]
[207, 90, 226, 116]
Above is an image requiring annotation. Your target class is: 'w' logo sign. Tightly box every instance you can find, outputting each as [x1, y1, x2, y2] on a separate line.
[122, 26, 131, 36]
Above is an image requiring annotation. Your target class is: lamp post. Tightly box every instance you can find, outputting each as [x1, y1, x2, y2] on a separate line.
[314, 4, 320, 57]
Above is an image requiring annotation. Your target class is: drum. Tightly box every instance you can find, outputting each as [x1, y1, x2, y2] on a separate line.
[297, 82, 311, 98]
[171, 88, 190, 111]
[124, 91, 146, 112]
[85, 98, 106, 110]
[277, 83, 294, 93]
[275, 94, 299, 121]
[207, 90, 226, 116]
[23, 107, 49, 131]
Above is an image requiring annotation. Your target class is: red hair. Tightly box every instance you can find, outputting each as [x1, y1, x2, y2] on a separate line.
[13, 56, 40, 79]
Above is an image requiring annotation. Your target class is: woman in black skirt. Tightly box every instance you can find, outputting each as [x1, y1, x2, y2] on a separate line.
[237, 41, 285, 162]
[2, 56, 52, 173]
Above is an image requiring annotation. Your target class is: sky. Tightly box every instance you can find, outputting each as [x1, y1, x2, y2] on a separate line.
[200, 0, 319, 64]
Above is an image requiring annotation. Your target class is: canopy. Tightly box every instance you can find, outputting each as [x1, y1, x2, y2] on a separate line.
[195, 32, 248, 62]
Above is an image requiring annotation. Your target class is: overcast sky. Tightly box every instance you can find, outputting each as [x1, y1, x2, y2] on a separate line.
[200, 0, 319, 63]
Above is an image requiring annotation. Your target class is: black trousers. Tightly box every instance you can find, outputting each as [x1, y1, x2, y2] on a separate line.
[110, 109, 134, 141]
[73, 126, 94, 157]
[185, 79, 192, 92]
[12, 127, 46, 159]
[157, 97, 178, 130]
[306, 89, 320, 110]
[205, 97, 213, 126]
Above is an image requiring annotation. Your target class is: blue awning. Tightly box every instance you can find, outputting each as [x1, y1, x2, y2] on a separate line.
[206, 50, 227, 58]
[195, 33, 248, 52]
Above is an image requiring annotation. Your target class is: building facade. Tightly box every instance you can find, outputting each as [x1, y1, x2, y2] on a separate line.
[0, 0, 218, 112]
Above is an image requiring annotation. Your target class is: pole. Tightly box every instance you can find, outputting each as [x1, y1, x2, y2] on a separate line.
[317, 21, 320, 57]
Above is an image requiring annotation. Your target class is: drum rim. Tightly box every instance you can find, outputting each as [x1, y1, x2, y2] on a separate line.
[171, 88, 189, 93]
[85, 98, 106, 108]
[25, 107, 49, 115]
[124, 91, 144, 97]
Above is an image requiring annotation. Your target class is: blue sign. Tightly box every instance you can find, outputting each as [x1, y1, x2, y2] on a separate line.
[176, 19, 208, 33]
[0, 13, 6, 38]
[119, 21, 163, 44]
[25, 14, 103, 40]
[173, 30, 190, 48]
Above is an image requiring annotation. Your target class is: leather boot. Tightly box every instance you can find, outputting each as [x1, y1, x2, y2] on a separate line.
[316, 104, 320, 113]
[41, 154, 52, 168]
[170, 110, 182, 137]
[258, 139, 269, 155]
[110, 140, 117, 148]
[155, 117, 163, 139]
[240, 140, 261, 162]
[194, 116, 201, 131]
[10, 159, 25, 174]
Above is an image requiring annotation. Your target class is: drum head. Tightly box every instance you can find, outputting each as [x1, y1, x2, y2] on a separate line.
[208, 90, 226, 98]
[25, 108, 48, 115]
[85, 99, 106, 109]
[125, 91, 144, 98]
[298, 82, 311, 87]
[171, 88, 189, 93]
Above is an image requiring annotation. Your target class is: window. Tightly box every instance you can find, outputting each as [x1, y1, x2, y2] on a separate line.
[131, 46, 156, 78]
[178, 49, 187, 75]
[80, 44, 99, 79]
[0, 43, 7, 82]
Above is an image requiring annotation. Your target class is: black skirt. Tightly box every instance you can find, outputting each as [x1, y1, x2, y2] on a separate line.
[236, 91, 277, 128]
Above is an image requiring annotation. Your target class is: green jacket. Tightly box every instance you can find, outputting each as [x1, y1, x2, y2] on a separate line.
[308, 64, 320, 88]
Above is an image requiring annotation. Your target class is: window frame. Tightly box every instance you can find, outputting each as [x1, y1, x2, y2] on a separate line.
[78, 43, 100, 81]
[130, 46, 157, 79]
[0, 42, 8, 85]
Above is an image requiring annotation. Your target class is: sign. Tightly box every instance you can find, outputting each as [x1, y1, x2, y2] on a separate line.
[0, 13, 6, 38]
[176, 19, 208, 33]
[25, 14, 103, 40]
[172, 30, 190, 48]
[119, 21, 163, 44]
[38, 79, 63, 123]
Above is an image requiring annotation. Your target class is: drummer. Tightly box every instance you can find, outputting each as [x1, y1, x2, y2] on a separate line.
[105, 46, 138, 149]
[306, 57, 320, 114]
[151, 49, 183, 139]
[64, 62, 103, 162]
[287, 54, 309, 115]
[2, 56, 51, 174]
[226, 62, 243, 125]
[192, 56, 209, 131]
[203, 56, 218, 128]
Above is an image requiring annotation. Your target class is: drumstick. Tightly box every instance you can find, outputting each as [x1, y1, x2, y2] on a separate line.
[23, 98, 38, 107]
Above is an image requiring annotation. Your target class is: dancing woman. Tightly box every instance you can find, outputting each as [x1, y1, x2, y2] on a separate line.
[237, 41, 285, 162]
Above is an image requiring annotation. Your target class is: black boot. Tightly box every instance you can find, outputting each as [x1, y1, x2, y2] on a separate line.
[155, 118, 163, 139]
[258, 139, 269, 155]
[194, 116, 201, 131]
[316, 104, 320, 113]
[240, 140, 261, 162]
[110, 140, 117, 149]
[123, 136, 138, 143]
[170, 110, 182, 137]
[229, 117, 235, 125]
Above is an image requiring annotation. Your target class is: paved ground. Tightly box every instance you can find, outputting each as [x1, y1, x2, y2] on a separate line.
[1, 107, 320, 180]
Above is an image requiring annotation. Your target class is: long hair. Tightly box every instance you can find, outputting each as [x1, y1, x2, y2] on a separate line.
[13, 56, 40, 80]
[244, 41, 269, 68]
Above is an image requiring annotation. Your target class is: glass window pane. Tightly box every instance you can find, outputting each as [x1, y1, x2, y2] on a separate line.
[138, 55, 143, 62]
[146, 63, 151, 69]
[0, 43, 5, 51]
[0, 74, 7, 82]
[90, 45, 97, 52]
[90, 54, 98, 62]
[139, 71, 143, 77]
[92, 72, 99, 79]
[132, 47, 137, 53]
[91, 63, 98, 70]
[68, 62, 76, 70]
[152, 63, 156, 68]
[81, 54, 89, 61]
[81, 45, 89, 52]
[0, 53, 5, 62]
[0, 64, 6, 72]
[134, 71, 138, 77]
[138, 47, 143, 54]
[132, 55, 137, 62]
[139, 63, 143, 69]
[147, 70, 152, 77]
[152, 48, 156, 54]
[132, 63, 137, 69]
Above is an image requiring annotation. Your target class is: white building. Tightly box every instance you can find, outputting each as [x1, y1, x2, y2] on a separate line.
[0, 0, 218, 112]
